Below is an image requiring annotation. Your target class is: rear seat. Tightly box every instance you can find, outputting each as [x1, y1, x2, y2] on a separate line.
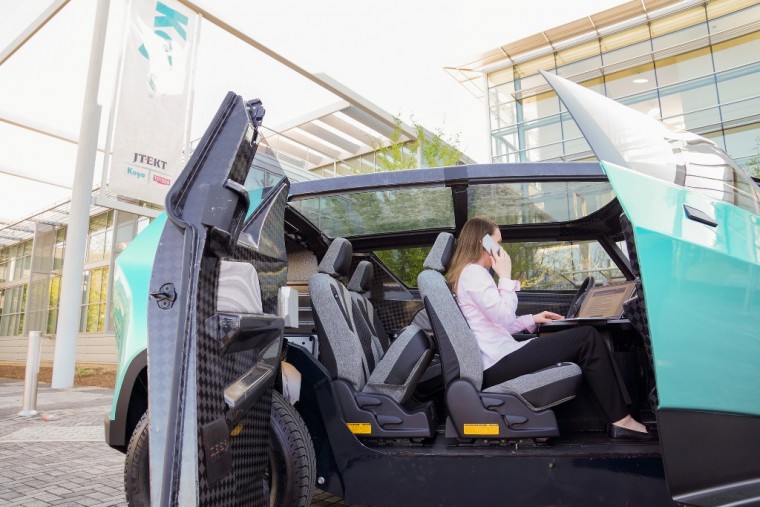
[309, 238, 436, 438]
[347, 261, 390, 370]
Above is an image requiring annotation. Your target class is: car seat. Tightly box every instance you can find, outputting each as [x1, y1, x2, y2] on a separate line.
[417, 232, 582, 439]
[347, 260, 390, 370]
[348, 260, 444, 403]
[309, 238, 435, 438]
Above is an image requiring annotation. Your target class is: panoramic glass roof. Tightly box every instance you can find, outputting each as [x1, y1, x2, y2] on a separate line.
[290, 186, 454, 238]
[290, 178, 615, 239]
[468, 181, 615, 225]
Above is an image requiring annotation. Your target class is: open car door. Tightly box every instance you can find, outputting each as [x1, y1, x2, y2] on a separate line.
[544, 72, 760, 506]
[147, 93, 291, 505]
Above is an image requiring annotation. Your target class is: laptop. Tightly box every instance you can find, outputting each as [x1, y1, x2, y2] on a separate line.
[572, 281, 637, 320]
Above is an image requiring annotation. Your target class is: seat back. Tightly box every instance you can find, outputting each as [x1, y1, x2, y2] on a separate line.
[309, 238, 368, 390]
[348, 261, 389, 370]
[417, 233, 484, 389]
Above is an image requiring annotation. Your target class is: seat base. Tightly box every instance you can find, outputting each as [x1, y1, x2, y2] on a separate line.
[334, 380, 434, 438]
[445, 379, 559, 439]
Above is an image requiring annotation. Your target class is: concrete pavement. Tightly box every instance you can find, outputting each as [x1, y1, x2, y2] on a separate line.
[0, 378, 350, 506]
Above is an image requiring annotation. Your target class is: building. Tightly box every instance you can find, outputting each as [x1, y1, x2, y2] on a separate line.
[1, 0, 475, 374]
[447, 0, 760, 170]
[0, 85, 468, 366]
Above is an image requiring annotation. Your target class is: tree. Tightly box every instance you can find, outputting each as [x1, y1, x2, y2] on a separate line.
[370, 118, 463, 286]
[372, 118, 463, 172]
[745, 135, 760, 179]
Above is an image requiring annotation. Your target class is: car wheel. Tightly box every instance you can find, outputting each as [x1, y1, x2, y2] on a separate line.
[123, 391, 315, 507]
[124, 411, 149, 507]
[267, 391, 316, 507]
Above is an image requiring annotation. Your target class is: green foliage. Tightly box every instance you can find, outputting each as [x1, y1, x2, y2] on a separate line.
[745, 135, 760, 179]
[367, 117, 462, 285]
[503, 243, 552, 289]
[375, 247, 431, 287]
[373, 118, 419, 171]
[415, 124, 463, 168]
[372, 117, 463, 172]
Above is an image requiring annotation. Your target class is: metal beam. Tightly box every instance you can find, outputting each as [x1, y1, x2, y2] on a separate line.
[269, 100, 349, 133]
[342, 105, 404, 140]
[173, 1, 415, 137]
[0, 110, 106, 151]
[285, 130, 343, 160]
[320, 113, 377, 146]
[0, 0, 71, 67]
[0, 164, 72, 189]
[298, 122, 362, 154]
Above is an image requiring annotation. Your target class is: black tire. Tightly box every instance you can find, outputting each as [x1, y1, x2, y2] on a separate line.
[124, 411, 150, 507]
[123, 392, 315, 507]
[268, 391, 316, 507]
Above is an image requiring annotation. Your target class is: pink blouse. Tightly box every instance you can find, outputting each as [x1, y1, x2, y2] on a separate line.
[456, 263, 536, 370]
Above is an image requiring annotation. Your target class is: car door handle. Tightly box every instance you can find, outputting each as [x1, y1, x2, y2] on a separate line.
[683, 204, 717, 227]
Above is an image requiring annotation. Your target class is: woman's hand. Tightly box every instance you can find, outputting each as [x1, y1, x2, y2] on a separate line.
[532, 311, 563, 324]
[490, 247, 512, 280]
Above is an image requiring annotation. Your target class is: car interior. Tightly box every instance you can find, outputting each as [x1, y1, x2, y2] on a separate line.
[281, 212, 660, 451]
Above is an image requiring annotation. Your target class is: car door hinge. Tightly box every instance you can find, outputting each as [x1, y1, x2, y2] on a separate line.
[150, 283, 177, 309]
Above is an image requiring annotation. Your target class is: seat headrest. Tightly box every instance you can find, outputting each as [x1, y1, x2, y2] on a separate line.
[423, 233, 455, 273]
[318, 237, 353, 278]
[348, 261, 373, 293]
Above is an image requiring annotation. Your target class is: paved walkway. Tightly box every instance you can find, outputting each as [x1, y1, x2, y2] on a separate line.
[0, 378, 350, 506]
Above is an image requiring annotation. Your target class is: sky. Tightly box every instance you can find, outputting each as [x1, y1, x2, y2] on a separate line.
[0, 0, 625, 225]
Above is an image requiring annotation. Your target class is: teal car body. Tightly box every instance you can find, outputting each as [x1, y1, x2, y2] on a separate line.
[604, 162, 760, 416]
[110, 214, 165, 421]
[106, 74, 760, 505]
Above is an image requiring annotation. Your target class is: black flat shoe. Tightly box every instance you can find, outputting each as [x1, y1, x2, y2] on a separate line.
[607, 424, 657, 441]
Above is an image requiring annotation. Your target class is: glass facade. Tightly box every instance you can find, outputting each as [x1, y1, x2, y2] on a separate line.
[310, 141, 419, 177]
[0, 210, 153, 337]
[487, 1, 760, 175]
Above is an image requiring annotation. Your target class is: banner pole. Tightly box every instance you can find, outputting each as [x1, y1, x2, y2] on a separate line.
[52, 0, 111, 389]
[99, 0, 133, 198]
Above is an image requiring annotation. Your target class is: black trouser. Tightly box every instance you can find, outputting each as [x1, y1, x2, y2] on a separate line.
[482, 326, 628, 423]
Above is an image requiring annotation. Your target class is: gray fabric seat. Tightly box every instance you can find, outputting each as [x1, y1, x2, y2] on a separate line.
[349, 261, 445, 400]
[417, 232, 582, 438]
[309, 238, 433, 405]
[347, 261, 390, 371]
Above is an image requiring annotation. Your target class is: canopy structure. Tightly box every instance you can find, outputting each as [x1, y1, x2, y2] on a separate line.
[0, 0, 426, 247]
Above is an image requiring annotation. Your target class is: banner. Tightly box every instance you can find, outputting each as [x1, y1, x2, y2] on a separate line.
[108, 0, 197, 205]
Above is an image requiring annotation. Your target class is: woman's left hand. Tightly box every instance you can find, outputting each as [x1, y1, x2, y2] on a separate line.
[532, 311, 564, 324]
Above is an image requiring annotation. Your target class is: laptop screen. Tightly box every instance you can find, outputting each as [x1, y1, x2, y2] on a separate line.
[576, 281, 637, 319]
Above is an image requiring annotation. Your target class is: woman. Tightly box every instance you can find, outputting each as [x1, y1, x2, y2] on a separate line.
[447, 216, 651, 439]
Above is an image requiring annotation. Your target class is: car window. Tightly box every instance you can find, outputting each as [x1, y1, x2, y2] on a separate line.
[504, 240, 625, 290]
[291, 186, 454, 238]
[244, 147, 287, 216]
[468, 181, 616, 224]
[373, 246, 432, 288]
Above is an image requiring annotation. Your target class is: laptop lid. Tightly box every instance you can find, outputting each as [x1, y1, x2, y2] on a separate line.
[576, 281, 637, 319]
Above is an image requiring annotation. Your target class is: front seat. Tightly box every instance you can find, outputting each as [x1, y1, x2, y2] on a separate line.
[417, 232, 582, 439]
[309, 238, 435, 438]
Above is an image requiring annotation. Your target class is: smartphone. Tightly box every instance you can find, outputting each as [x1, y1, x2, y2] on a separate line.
[482, 234, 501, 256]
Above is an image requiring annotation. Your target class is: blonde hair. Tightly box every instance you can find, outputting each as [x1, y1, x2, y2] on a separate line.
[447, 216, 499, 293]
